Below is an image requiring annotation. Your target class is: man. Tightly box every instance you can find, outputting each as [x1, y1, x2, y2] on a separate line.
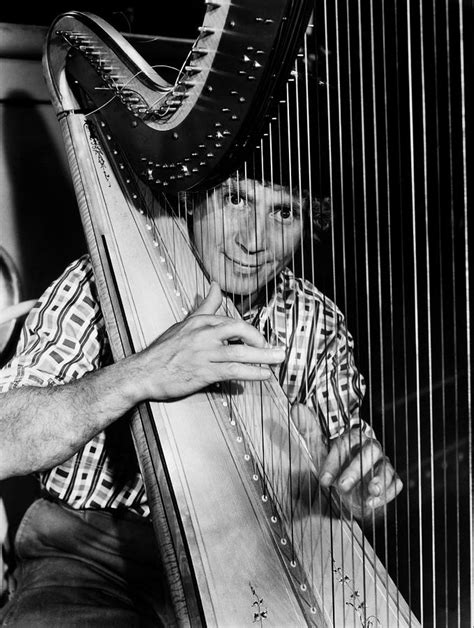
[191, 175, 400, 505]
[0, 173, 401, 626]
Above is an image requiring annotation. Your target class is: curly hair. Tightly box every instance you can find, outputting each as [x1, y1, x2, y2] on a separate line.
[176, 177, 332, 245]
[302, 194, 332, 242]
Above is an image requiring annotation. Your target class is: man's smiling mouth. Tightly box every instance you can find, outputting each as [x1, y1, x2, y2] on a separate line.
[223, 253, 260, 270]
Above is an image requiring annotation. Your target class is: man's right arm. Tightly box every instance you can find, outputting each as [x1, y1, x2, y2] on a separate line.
[0, 282, 286, 480]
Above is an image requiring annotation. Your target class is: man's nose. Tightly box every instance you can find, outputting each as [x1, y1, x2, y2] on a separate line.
[235, 209, 267, 254]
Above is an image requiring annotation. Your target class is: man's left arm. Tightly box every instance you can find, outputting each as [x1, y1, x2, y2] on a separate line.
[293, 312, 402, 516]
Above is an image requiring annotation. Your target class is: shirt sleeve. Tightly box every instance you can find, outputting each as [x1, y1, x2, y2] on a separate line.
[304, 306, 374, 440]
[0, 255, 108, 393]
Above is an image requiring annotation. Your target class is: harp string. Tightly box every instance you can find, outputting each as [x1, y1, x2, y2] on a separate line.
[302, 29, 318, 602]
[367, 0, 387, 620]
[431, 1, 449, 613]
[265, 144, 286, 540]
[302, 27, 324, 606]
[292, 43, 319, 606]
[344, 0, 363, 503]
[405, 1, 425, 623]
[416, 1, 439, 623]
[354, 3, 377, 619]
[443, 0, 461, 624]
[459, 0, 473, 624]
[320, 4, 347, 622]
[293, 49, 316, 577]
[380, 0, 402, 616]
[319, 20, 340, 623]
[392, 0, 415, 616]
[285, 70, 298, 565]
[355, 0, 374, 529]
[270, 108, 296, 558]
[377, 1, 397, 616]
[255, 147, 270, 508]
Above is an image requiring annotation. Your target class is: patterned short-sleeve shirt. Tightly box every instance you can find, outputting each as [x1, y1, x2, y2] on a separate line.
[0, 255, 368, 517]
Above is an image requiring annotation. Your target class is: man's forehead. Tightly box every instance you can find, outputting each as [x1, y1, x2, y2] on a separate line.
[223, 176, 297, 201]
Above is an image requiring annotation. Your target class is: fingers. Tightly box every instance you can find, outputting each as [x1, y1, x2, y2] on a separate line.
[214, 363, 275, 382]
[191, 282, 223, 316]
[213, 318, 270, 348]
[367, 458, 396, 497]
[211, 343, 286, 366]
[319, 430, 356, 488]
[337, 438, 385, 493]
[206, 331, 285, 379]
[366, 466, 403, 508]
[319, 428, 403, 511]
[188, 314, 282, 351]
[320, 431, 380, 488]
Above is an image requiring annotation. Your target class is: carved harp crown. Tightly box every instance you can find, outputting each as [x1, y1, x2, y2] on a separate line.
[45, 3, 312, 192]
[43, 2, 471, 627]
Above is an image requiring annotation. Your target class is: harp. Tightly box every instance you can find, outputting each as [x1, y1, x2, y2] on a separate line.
[42, 2, 471, 626]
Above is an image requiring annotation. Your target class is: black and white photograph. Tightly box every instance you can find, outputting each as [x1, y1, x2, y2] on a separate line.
[0, 2, 471, 626]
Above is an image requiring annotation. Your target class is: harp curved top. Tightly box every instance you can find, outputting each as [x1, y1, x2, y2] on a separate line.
[43, 2, 313, 194]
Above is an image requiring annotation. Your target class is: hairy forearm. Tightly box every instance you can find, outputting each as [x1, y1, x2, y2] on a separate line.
[0, 289, 286, 480]
[0, 358, 140, 480]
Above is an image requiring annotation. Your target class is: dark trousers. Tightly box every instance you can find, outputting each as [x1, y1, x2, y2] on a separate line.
[0, 498, 175, 627]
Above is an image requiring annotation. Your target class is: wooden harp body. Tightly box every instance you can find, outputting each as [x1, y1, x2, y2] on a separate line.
[42, 2, 470, 626]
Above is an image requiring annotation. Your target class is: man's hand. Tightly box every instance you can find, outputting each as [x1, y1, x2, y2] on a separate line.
[126, 282, 286, 402]
[292, 403, 402, 518]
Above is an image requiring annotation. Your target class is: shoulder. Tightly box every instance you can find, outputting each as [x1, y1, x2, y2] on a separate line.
[27, 254, 100, 328]
[44, 254, 94, 297]
[278, 267, 345, 321]
[0, 254, 106, 388]
[54, 254, 94, 286]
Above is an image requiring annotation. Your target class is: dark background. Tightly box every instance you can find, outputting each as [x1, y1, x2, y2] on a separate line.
[0, 4, 206, 39]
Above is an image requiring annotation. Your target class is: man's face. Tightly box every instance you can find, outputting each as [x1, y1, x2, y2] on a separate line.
[192, 177, 303, 306]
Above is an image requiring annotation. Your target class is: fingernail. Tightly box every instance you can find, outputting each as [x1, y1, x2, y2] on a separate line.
[339, 476, 354, 490]
[367, 497, 381, 509]
[320, 472, 333, 486]
[370, 481, 381, 496]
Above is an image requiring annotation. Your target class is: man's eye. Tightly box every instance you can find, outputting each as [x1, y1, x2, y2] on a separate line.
[274, 206, 296, 222]
[226, 193, 245, 207]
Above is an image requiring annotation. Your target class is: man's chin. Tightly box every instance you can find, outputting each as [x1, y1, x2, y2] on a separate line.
[220, 281, 272, 312]
[221, 283, 258, 298]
